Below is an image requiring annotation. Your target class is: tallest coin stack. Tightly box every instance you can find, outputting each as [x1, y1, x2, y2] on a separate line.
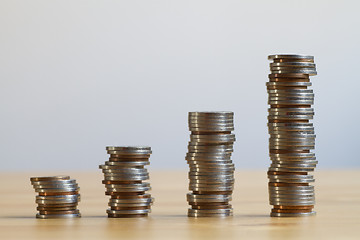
[267, 54, 318, 217]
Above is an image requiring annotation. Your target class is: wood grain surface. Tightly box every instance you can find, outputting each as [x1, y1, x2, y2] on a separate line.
[0, 170, 359, 240]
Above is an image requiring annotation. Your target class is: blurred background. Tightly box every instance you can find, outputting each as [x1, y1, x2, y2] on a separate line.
[0, 0, 359, 171]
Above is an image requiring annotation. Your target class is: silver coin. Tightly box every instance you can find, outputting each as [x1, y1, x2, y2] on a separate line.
[268, 167, 313, 172]
[106, 150, 152, 155]
[188, 208, 232, 214]
[187, 149, 233, 154]
[189, 183, 234, 188]
[189, 187, 233, 192]
[269, 200, 315, 205]
[270, 62, 315, 68]
[268, 100, 314, 105]
[268, 174, 314, 180]
[187, 161, 234, 166]
[268, 108, 314, 114]
[36, 213, 81, 219]
[106, 146, 151, 152]
[109, 198, 154, 204]
[269, 190, 314, 194]
[268, 89, 314, 94]
[269, 142, 315, 151]
[268, 179, 315, 184]
[270, 66, 316, 71]
[189, 127, 234, 132]
[269, 192, 315, 197]
[35, 187, 79, 193]
[189, 112, 233, 117]
[104, 161, 149, 167]
[269, 142, 315, 148]
[270, 138, 316, 143]
[268, 54, 314, 60]
[106, 209, 151, 215]
[266, 82, 312, 87]
[189, 176, 234, 181]
[270, 156, 317, 161]
[188, 145, 233, 150]
[101, 169, 147, 174]
[269, 185, 314, 190]
[270, 211, 316, 217]
[106, 187, 151, 192]
[268, 94, 314, 99]
[189, 171, 233, 176]
[103, 172, 148, 176]
[268, 116, 314, 121]
[270, 152, 315, 158]
[189, 125, 234, 130]
[109, 202, 152, 207]
[188, 163, 234, 168]
[187, 194, 231, 202]
[31, 179, 77, 186]
[189, 121, 234, 126]
[269, 131, 315, 136]
[32, 183, 78, 189]
[270, 161, 317, 166]
[189, 180, 234, 185]
[186, 153, 232, 158]
[271, 69, 317, 75]
[36, 199, 80, 204]
[268, 93, 314, 98]
[105, 182, 150, 188]
[189, 167, 235, 172]
[270, 164, 316, 169]
[99, 165, 145, 170]
[269, 144, 314, 149]
[188, 119, 234, 125]
[270, 195, 315, 200]
[36, 194, 79, 200]
[186, 155, 232, 160]
[104, 176, 149, 181]
[268, 127, 315, 133]
[187, 212, 233, 217]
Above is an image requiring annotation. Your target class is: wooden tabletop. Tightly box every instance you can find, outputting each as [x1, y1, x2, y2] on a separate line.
[0, 170, 359, 239]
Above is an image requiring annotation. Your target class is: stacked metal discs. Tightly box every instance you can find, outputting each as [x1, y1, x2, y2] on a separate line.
[186, 112, 235, 217]
[267, 54, 317, 217]
[99, 146, 154, 218]
[30, 176, 81, 219]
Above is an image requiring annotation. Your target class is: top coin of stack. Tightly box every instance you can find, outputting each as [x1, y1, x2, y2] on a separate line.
[30, 175, 81, 219]
[99, 146, 154, 218]
[267, 54, 317, 217]
[186, 111, 235, 217]
[268, 54, 317, 76]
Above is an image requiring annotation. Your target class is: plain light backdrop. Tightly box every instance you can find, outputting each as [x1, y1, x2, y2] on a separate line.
[0, 0, 359, 171]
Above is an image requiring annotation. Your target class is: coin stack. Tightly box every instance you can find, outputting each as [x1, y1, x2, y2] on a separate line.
[267, 54, 318, 217]
[30, 176, 81, 219]
[99, 146, 154, 218]
[186, 112, 235, 217]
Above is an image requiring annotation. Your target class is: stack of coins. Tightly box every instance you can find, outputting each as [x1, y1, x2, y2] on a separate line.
[186, 112, 235, 217]
[267, 54, 317, 217]
[30, 176, 81, 219]
[99, 146, 154, 218]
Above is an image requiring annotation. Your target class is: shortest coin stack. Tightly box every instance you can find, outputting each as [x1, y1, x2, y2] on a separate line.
[100, 146, 154, 218]
[30, 176, 81, 219]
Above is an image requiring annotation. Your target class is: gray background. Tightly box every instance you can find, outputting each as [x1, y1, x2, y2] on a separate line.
[1, 0, 359, 171]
